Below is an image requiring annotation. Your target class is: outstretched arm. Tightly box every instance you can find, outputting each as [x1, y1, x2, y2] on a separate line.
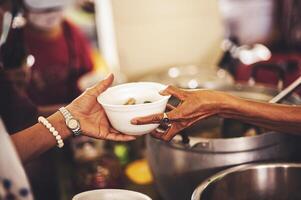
[132, 86, 301, 141]
[11, 74, 135, 163]
[221, 97, 301, 134]
[10, 111, 71, 162]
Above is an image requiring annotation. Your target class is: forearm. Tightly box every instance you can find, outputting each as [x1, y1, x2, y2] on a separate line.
[11, 111, 71, 163]
[38, 104, 66, 117]
[220, 97, 301, 134]
[8, 73, 131, 163]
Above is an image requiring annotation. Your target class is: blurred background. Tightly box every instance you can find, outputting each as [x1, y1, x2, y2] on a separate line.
[1, 0, 301, 199]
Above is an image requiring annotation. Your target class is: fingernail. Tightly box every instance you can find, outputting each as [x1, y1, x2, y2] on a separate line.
[159, 90, 168, 95]
[131, 119, 137, 124]
[129, 136, 136, 140]
[104, 73, 113, 79]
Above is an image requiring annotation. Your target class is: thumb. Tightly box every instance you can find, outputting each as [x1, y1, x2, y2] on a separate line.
[160, 85, 186, 100]
[89, 73, 114, 95]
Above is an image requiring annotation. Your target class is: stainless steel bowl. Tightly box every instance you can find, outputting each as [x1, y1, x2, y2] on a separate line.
[192, 163, 301, 200]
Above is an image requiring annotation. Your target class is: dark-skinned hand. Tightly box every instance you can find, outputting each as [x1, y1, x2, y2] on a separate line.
[131, 85, 237, 141]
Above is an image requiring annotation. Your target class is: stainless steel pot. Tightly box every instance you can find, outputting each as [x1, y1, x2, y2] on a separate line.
[192, 163, 301, 200]
[146, 84, 301, 200]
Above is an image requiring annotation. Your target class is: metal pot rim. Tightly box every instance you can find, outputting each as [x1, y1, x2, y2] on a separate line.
[191, 162, 301, 200]
[165, 131, 296, 153]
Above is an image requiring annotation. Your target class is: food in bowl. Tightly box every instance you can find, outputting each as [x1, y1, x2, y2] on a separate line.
[124, 98, 137, 105]
[124, 98, 153, 105]
[97, 82, 170, 135]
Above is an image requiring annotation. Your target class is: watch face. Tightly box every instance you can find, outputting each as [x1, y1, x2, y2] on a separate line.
[68, 118, 79, 129]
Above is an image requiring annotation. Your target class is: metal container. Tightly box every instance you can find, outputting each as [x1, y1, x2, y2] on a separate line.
[146, 84, 301, 200]
[192, 163, 301, 200]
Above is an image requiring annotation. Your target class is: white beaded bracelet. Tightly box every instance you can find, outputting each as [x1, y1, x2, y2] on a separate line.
[38, 116, 64, 148]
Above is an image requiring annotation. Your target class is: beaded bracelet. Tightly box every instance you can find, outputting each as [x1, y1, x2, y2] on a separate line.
[38, 116, 64, 148]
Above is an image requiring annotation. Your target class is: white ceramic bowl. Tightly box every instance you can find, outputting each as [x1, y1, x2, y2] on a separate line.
[97, 82, 170, 135]
[72, 189, 152, 200]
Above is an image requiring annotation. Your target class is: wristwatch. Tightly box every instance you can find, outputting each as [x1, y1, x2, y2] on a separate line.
[59, 107, 82, 136]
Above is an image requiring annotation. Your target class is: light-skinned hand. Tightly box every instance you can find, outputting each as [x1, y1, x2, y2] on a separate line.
[67, 73, 136, 141]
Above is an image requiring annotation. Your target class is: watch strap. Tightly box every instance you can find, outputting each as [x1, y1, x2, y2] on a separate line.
[59, 107, 82, 136]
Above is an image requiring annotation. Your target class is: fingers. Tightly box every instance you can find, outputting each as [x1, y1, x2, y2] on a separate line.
[131, 113, 164, 125]
[150, 130, 165, 140]
[96, 126, 136, 141]
[132, 101, 188, 125]
[131, 111, 178, 125]
[98, 123, 110, 138]
[106, 128, 136, 141]
[105, 132, 136, 141]
[150, 124, 180, 142]
[160, 85, 187, 100]
[166, 103, 176, 111]
[162, 125, 182, 141]
[88, 73, 114, 96]
[151, 114, 212, 141]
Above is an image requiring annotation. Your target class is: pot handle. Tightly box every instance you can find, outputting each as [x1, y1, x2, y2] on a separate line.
[172, 135, 211, 149]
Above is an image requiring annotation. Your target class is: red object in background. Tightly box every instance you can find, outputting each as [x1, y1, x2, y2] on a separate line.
[235, 53, 301, 95]
[25, 20, 93, 105]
